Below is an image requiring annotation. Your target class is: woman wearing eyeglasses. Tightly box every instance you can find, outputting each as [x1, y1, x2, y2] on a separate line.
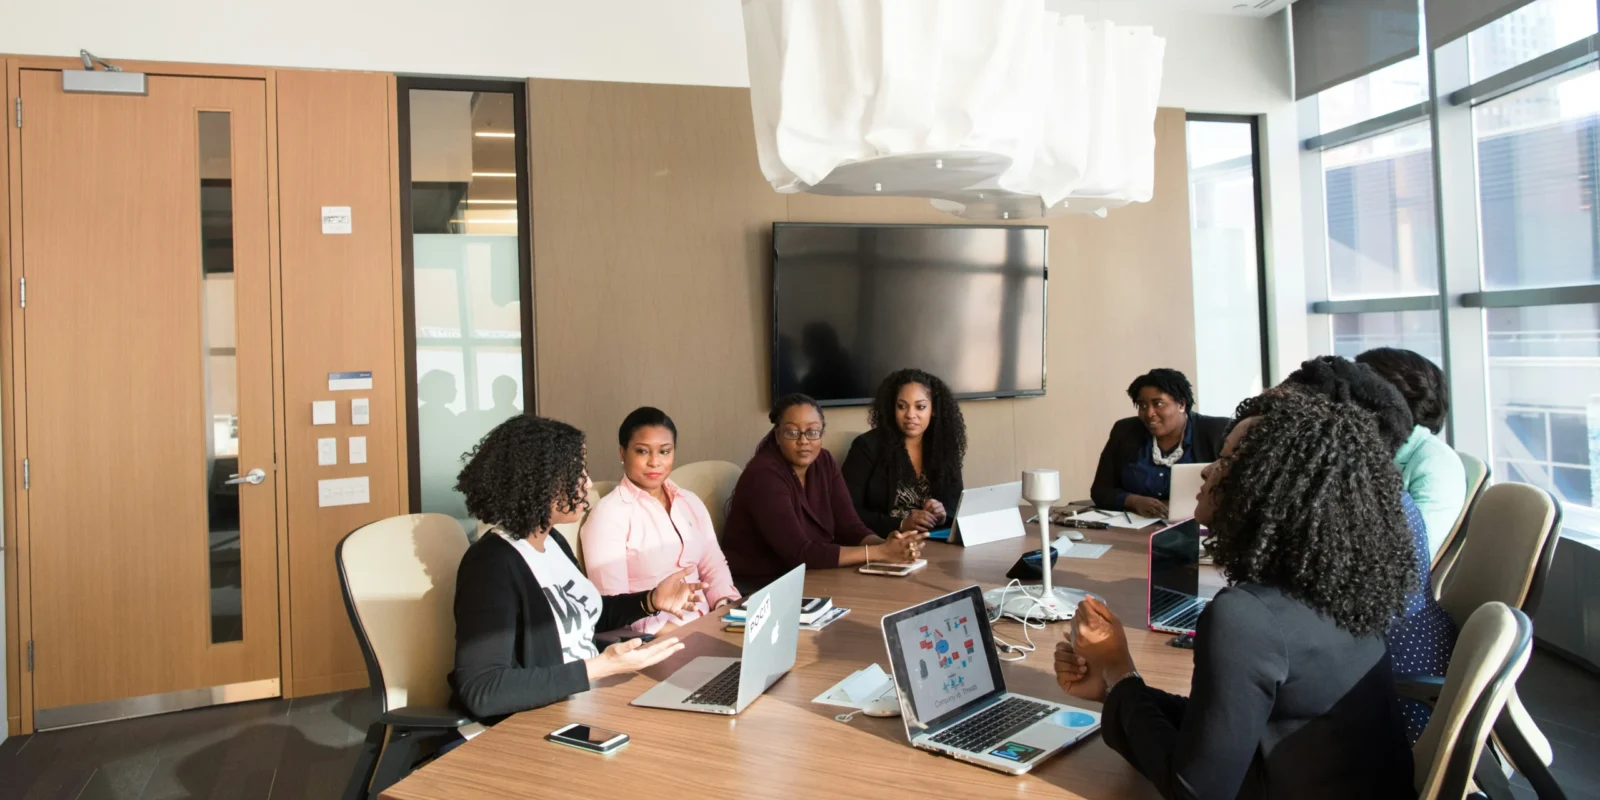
[722, 393, 927, 593]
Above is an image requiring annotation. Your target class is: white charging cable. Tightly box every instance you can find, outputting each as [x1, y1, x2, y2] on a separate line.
[987, 579, 1056, 662]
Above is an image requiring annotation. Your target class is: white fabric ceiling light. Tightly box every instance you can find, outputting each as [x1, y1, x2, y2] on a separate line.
[741, 0, 1166, 220]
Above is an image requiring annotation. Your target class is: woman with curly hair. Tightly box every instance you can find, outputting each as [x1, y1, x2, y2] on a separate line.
[1356, 347, 1467, 557]
[722, 393, 925, 592]
[1279, 356, 1458, 741]
[449, 415, 705, 726]
[1056, 391, 1416, 799]
[842, 368, 966, 535]
[1090, 368, 1230, 519]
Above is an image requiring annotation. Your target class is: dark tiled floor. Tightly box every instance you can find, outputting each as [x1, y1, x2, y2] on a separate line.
[0, 649, 1596, 799]
[0, 690, 375, 800]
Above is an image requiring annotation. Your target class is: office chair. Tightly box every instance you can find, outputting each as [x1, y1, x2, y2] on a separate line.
[670, 460, 743, 539]
[1407, 482, 1565, 799]
[1432, 452, 1490, 598]
[819, 429, 863, 462]
[1411, 603, 1533, 800]
[337, 513, 473, 800]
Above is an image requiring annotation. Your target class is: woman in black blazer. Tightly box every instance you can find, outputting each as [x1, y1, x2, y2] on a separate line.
[842, 369, 966, 535]
[1058, 390, 1418, 799]
[448, 415, 705, 725]
[1090, 368, 1229, 519]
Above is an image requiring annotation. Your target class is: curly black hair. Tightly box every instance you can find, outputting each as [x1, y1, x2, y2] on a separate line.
[1126, 368, 1196, 411]
[618, 406, 677, 447]
[1280, 356, 1415, 453]
[1355, 348, 1449, 435]
[1210, 391, 1417, 637]
[770, 393, 824, 426]
[867, 368, 968, 493]
[455, 415, 588, 540]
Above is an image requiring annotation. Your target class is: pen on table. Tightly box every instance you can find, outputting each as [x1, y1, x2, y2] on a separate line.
[1123, 510, 1131, 523]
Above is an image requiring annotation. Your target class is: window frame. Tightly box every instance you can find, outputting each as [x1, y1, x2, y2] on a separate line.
[396, 76, 536, 513]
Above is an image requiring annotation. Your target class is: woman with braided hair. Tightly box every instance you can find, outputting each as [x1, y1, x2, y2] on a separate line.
[1054, 391, 1416, 799]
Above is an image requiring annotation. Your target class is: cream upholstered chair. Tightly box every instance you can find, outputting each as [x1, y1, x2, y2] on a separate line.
[671, 460, 743, 539]
[1432, 452, 1491, 597]
[1411, 482, 1565, 799]
[819, 429, 863, 462]
[1410, 602, 1533, 800]
[338, 513, 472, 799]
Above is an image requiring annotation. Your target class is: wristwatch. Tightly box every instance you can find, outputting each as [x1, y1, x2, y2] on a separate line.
[1105, 668, 1143, 695]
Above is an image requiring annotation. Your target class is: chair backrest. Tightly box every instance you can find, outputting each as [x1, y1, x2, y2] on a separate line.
[1414, 602, 1532, 800]
[1437, 482, 1561, 627]
[337, 513, 469, 713]
[552, 480, 613, 572]
[1431, 452, 1490, 596]
[671, 460, 744, 539]
[820, 429, 863, 461]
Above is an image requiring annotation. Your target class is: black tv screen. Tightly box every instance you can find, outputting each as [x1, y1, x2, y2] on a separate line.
[772, 223, 1048, 406]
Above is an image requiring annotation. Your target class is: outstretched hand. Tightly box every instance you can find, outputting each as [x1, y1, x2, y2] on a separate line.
[650, 567, 706, 617]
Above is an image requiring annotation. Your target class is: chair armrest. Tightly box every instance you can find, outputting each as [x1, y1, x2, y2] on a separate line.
[380, 706, 472, 729]
[1395, 675, 1446, 705]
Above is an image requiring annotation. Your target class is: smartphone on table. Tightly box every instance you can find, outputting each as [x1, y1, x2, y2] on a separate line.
[546, 723, 630, 754]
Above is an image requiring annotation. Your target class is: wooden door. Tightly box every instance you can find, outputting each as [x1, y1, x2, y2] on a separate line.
[17, 71, 279, 720]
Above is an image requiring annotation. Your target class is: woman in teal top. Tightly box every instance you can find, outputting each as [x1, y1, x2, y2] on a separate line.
[1356, 348, 1467, 558]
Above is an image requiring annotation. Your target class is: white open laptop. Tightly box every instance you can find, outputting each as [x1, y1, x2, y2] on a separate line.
[1165, 463, 1208, 521]
[631, 564, 803, 715]
[881, 586, 1101, 775]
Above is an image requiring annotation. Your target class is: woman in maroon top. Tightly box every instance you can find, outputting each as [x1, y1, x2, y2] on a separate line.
[723, 394, 927, 592]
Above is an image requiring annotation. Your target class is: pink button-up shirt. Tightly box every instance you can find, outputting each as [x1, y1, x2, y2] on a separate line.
[580, 476, 740, 633]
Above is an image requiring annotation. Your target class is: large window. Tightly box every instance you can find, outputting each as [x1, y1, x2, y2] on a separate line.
[399, 80, 533, 532]
[1304, 0, 1600, 536]
[1186, 115, 1268, 417]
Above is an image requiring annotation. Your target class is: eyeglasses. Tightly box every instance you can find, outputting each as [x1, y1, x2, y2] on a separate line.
[779, 428, 825, 441]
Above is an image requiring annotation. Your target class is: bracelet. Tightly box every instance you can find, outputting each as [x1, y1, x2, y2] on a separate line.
[642, 592, 657, 616]
[863, 544, 870, 564]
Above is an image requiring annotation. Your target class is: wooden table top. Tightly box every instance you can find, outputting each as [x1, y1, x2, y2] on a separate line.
[384, 524, 1211, 800]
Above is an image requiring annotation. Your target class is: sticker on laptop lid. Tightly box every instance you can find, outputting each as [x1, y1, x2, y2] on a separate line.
[990, 741, 1045, 763]
[747, 595, 773, 639]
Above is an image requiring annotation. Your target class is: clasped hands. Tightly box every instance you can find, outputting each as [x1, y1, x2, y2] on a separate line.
[1054, 596, 1139, 703]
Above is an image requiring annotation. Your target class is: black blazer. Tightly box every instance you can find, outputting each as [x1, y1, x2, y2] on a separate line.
[449, 532, 651, 725]
[1090, 414, 1229, 510]
[840, 430, 963, 535]
[1102, 584, 1414, 799]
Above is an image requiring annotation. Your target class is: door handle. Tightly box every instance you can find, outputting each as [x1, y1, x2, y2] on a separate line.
[226, 468, 266, 486]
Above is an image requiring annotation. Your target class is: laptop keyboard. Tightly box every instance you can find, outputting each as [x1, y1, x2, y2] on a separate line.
[1151, 588, 1207, 631]
[930, 697, 1053, 753]
[683, 661, 742, 707]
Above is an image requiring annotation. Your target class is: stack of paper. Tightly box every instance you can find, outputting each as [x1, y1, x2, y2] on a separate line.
[1060, 508, 1162, 530]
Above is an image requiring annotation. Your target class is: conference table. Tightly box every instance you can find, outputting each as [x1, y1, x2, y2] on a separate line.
[384, 521, 1217, 800]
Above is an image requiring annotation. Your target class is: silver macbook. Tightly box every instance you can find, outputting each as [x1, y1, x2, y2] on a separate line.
[1147, 519, 1208, 635]
[1165, 463, 1208, 522]
[881, 586, 1101, 775]
[631, 564, 803, 715]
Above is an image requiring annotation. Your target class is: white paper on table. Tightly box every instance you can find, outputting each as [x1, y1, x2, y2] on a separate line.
[813, 664, 894, 709]
[1056, 542, 1112, 559]
[1070, 508, 1161, 529]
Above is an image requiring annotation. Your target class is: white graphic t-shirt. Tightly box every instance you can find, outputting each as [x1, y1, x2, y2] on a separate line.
[496, 530, 602, 663]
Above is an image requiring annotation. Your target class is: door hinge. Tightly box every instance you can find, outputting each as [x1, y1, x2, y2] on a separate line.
[18, 276, 25, 308]
[22, 457, 29, 490]
[26, 641, 33, 671]
[13, 97, 19, 129]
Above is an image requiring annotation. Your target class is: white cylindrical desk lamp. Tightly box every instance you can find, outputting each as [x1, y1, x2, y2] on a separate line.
[1022, 468, 1073, 619]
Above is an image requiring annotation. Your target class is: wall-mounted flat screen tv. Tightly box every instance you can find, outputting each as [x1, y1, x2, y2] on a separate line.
[771, 223, 1048, 407]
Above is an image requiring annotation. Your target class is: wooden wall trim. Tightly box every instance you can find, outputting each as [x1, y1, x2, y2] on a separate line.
[387, 75, 409, 511]
[3, 56, 34, 737]
[265, 69, 295, 703]
[1, 54, 269, 81]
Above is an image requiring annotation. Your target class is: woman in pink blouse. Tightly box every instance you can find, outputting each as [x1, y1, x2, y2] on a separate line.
[581, 407, 741, 633]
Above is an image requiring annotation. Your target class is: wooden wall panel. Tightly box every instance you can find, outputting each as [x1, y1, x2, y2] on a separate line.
[530, 80, 1193, 498]
[528, 79, 789, 471]
[1, 56, 19, 736]
[275, 69, 402, 697]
